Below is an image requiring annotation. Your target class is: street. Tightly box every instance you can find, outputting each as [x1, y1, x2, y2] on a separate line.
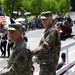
[0, 25, 75, 74]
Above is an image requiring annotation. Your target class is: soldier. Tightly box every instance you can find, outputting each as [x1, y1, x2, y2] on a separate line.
[0, 23, 32, 75]
[32, 11, 61, 75]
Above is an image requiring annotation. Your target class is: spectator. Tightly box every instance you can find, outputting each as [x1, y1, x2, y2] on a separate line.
[56, 52, 66, 70]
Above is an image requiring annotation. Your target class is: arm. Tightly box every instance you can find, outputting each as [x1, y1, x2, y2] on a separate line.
[32, 29, 57, 54]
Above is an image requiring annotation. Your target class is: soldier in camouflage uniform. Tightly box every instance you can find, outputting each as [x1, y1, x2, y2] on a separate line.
[0, 24, 32, 75]
[32, 11, 61, 75]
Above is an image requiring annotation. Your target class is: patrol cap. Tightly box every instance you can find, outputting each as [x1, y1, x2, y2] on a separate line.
[40, 11, 52, 19]
[7, 23, 22, 31]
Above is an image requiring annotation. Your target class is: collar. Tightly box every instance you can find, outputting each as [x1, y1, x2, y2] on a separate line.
[44, 23, 54, 33]
[13, 38, 25, 50]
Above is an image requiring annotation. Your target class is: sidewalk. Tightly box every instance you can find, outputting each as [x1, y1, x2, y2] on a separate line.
[0, 58, 7, 69]
[0, 50, 8, 70]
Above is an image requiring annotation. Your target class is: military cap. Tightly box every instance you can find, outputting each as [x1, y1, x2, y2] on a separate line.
[40, 11, 52, 19]
[7, 23, 22, 31]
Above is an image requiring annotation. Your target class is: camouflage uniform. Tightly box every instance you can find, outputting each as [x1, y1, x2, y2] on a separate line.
[0, 39, 32, 75]
[33, 24, 61, 75]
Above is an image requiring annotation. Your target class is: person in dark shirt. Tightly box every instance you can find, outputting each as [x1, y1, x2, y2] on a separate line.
[56, 52, 66, 70]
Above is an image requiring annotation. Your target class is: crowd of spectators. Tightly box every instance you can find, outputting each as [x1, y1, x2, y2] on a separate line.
[19, 17, 44, 31]
[0, 25, 14, 58]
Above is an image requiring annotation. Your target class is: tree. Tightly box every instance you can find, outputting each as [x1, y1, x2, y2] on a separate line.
[21, 0, 31, 12]
[2, 0, 70, 17]
[57, 0, 70, 16]
[3, 0, 22, 17]
[30, 0, 43, 15]
[42, 0, 57, 12]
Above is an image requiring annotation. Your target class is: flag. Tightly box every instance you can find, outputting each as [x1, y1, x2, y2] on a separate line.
[5, 16, 20, 28]
[0, 13, 6, 24]
[5, 16, 16, 28]
[10, 17, 16, 24]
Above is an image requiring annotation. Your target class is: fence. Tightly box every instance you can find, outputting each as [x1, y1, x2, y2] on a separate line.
[56, 41, 75, 75]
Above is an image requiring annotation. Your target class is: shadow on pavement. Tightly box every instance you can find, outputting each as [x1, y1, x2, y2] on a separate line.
[0, 56, 9, 58]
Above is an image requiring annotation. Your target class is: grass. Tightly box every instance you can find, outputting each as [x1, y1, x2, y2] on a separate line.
[27, 16, 35, 22]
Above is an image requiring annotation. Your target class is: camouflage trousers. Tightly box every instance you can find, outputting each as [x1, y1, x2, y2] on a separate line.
[39, 64, 56, 75]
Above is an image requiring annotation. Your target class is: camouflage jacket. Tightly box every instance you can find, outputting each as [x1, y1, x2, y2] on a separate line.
[0, 39, 32, 75]
[33, 24, 61, 71]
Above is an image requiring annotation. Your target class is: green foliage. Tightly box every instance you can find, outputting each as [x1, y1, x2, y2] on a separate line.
[30, 0, 43, 15]
[57, 0, 70, 16]
[27, 16, 35, 22]
[3, 0, 23, 16]
[21, 0, 31, 12]
[2, 0, 70, 17]
[42, 0, 57, 11]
